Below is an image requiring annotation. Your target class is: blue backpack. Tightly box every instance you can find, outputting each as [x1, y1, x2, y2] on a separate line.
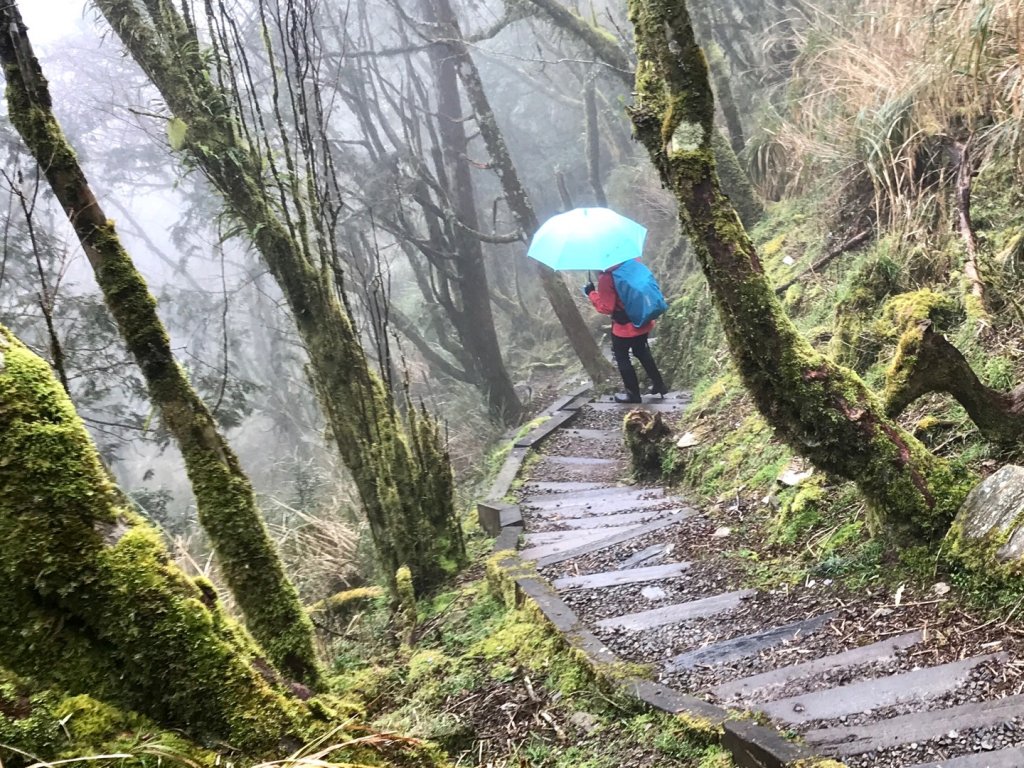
[611, 260, 668, 327]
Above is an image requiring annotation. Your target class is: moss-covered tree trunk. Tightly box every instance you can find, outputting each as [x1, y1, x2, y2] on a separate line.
[92, 0, 463, 595]
[0, 2, 321, 688]
[0, 326, 311, 753]
[626, 0, 973, 539]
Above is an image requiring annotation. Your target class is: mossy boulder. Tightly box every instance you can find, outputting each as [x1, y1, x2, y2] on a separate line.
[947, 465, 1024, 570]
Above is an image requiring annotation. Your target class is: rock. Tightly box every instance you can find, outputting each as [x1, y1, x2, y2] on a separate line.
[712, 526, 732, 538]
[676, 431, 701, 449]
[641, 586, 668, 601]
[931, 581, 951, 596]
[569, 711, 600, 734]
[778, 460, 814, 487]
[951, 465, 1024, 562]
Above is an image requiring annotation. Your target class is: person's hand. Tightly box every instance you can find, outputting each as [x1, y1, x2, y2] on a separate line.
[582, 281, 595, 296]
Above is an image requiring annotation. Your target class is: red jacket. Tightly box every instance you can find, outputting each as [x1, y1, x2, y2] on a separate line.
[587, 263, 655, 338]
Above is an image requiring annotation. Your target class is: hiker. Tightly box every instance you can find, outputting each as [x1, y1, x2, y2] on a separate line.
[583, 260, 668, 404]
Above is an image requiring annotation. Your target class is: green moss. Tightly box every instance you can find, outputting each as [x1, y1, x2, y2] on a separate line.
[771, 478, 826, 545]
[0, 329, 314, 754]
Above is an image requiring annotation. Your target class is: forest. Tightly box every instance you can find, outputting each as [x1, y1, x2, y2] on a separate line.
[3, 0, 1024, 766]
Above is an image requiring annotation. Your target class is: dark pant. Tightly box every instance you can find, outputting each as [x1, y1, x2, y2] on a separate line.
[611, 333, 666, 397]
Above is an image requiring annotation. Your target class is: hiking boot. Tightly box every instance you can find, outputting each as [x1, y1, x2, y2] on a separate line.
[614, 392, 642, 404]
[648, 384, 669, 398]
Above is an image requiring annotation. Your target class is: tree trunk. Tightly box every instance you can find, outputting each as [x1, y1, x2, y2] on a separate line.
[692, 4, 746, 155]
[427, 0, 615, 385]
[885, 321, 1024, 445]
[584, 76, 610, 208]
[521, 0, 762, 226]
[0, 326, 311, 753]
[93, 0, 464, 596]
[627, 0, 973, 540]
[952, 138, 989, 319]
[0, 2, 321, 689]
[419, 0, 524, 423]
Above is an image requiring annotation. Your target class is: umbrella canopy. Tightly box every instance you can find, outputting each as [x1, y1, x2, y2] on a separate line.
[527, 207, 647, 271]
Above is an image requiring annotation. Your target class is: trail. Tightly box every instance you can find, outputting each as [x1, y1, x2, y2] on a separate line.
[483, 392, 1024, 768]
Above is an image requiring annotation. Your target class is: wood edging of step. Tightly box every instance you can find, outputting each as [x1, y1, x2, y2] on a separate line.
[514, 408, 578, 448]
[481, 389, 838, 768]
[485, 445, 529, 501]
[722, 719, 816, 768]
[533, 510, 696, 567]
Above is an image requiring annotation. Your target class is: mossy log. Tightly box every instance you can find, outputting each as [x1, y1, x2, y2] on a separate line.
[626, 0, 974, 539]
[0, 3, 321, 688]
[885, 321, 1024, 444]
[0, 328, 311, 754]
[92, 0, 464, 595]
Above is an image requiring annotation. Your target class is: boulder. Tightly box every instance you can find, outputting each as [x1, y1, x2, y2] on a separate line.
[951, 465, 1024, 562]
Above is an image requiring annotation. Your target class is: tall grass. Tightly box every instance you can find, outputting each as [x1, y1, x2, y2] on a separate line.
[746, 0, 1024, 229]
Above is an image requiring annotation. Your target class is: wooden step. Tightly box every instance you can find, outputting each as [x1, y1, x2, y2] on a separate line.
[588, 401, 688, 413]
[666, 613, 835, 672]
[530, 496, 672, 518]
[545, 509, 670, 530]
[522, 487, 665, 509]
[595, 589, 756, 631]
[552, 562, 691, 591]
[532, 510, 696, 568]
[558, 428, 621, 441]
[520, 481, 619, 494]
[805, 693, 1024, 757]
[908, 747, 1024, 768]
[760, 653, 1004, 725]
[621, 543, 672, 568]
[541, 456, 618, 467]
[712, 630, 924, 702]
[519, 526, 637, 560]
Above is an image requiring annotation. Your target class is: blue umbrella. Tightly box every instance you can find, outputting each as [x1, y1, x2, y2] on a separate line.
[527, 207, 647, 271]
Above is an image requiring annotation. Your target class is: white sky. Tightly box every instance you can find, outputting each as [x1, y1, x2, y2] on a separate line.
[20, 0, 92, 47]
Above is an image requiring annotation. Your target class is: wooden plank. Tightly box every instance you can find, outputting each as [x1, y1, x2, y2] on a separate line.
[558, 428, 621, 441]
[667, 613, 835, 672]
[805, 693, 1024, 757]
[520, 481, 617, 494]
[534, 510, 696, 567]
[546, 509, 668, 529]
[595, 589, 756, 631]
[518, 527, 636, 561]
[523, 526, 635, 546]
[523, 488, 664, 511]
[713, 630, 924, 702]
[514, 409, 576, 448]
[552, 562, 691, 591]
[530, 497, 672, 519]
[909, 747, 1024, 768]
[487, 446, 528, 499]
[621, 543, 671, 568]
[588, 401, 687, 413]
[541, 455, 617, 466]
[760, 653, 1004, 725]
